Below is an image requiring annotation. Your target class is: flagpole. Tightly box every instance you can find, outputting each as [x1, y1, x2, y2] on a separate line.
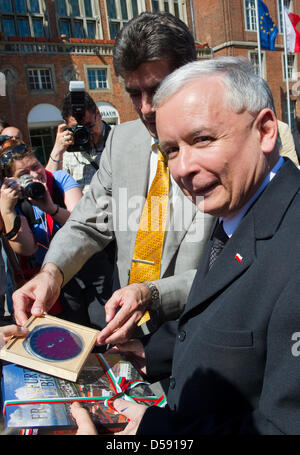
[255, 0, 263, 77]
[282, 0, 291, 127]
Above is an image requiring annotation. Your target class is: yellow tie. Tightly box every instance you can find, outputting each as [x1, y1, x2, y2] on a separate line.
[129, 145, 169, 325]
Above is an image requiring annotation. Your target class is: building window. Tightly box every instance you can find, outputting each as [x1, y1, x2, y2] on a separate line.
[245, 0, 257, 31]
[30, 127, 58, 165]
[87, 68, 108, 90]
[18, 17, 30, 35]
[106, 1, 185, 38]
[59, 19, 71, 38]
[278, 0, 293, 33]
[86, 21, 95, 38]
[32, 17, 43, 36]
[283, 53, 297, 80]
[174, 0, 180, 17]
[84, 0, 93, 17]
[56, 0, 100, 40]
[70, 0, 80, 16]
[27, 68, 53, 91]
[106, 0, 145, 39]
[0, 0, 45, 38]
[15, 0, 27, 13]
[74, 19, 84, 38]
[249, 51, 265, 77]
[1, 0, 13, 12]
[151, 0, 159, 12]
[2, 17, 16, 36]
[150, 0, 183, 18]
[30, 0, 40, 13]
[284, 99, 296, 130]
[57, 0, 67, 15]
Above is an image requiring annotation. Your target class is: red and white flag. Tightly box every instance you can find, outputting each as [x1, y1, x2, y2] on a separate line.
[284, 7, 300, 52]
[235, 253, 243, 263]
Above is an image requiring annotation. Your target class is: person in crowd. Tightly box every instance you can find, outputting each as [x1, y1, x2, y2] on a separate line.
[0, 323, 28, 340]
[0, 127, 24, 316]
[45, 91, 116, 330]
[1, 126, 23, 142]
[71, 57, 300, 435]
[278, 119, 299, 166]
[0, 235, 7, 319]
[12, 12, 213, 345]
[0, 138, 83, 318]
[0, 233, 20, 318]
[293, 117, 300, 164]
[46, 92, 111, 195]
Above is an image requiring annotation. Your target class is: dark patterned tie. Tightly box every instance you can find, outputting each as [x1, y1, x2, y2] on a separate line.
[208, 221, 229, 270]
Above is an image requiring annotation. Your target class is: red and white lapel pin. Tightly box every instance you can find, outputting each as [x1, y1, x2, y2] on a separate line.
[235, 253, 243, 263]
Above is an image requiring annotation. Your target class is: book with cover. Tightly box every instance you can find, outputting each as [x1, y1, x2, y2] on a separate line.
[1, 352, 166, 435]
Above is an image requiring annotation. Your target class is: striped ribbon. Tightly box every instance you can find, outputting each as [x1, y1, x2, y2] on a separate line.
[3, 353, 166, 416]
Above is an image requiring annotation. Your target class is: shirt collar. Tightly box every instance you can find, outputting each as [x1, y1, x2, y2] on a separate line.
[221, 156, 284, 238]
[151, 137, 159, 152]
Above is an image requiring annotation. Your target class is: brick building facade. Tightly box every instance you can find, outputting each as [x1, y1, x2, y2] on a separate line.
[193, 0, 300, 128]
[0, 1, 299, 162]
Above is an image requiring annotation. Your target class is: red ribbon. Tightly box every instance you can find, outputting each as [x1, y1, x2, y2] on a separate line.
[94, 355, 165, 412]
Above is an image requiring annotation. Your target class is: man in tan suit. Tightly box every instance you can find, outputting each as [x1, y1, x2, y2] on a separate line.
[12, 13, 213, 345]
[278, 120, 299, 166]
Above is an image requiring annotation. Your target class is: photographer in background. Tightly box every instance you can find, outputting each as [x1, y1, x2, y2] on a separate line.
[46, 91, 111, 194]
[45, 86, 116, 331]
[0, 138, 82, 316]
[1, 126, 23, 142]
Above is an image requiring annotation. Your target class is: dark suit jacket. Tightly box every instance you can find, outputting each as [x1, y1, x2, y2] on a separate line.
[139, 159, 300, 435]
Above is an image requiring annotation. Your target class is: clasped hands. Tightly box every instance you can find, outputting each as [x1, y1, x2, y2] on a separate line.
[71, 340, 148, 435]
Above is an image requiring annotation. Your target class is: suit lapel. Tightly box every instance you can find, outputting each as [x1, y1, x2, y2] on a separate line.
[161, 188, 197, 277]
[181, 213, 256, 319]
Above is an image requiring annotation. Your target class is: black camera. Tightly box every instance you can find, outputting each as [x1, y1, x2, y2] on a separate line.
[67, 123, 93, 152]
[17, 174, 46, 200]
[0, 135, 11, 147]
[67, 81, 92, 152]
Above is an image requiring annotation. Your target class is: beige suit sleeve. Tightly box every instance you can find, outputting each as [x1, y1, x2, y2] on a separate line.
[278, 120, 299, 166]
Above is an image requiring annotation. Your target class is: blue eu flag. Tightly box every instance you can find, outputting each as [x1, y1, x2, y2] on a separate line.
[258, 0, 278, 50]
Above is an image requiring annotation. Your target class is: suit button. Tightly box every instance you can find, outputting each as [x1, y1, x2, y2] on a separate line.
[169, 377, 176, 389]
[178, 330, 186, 342]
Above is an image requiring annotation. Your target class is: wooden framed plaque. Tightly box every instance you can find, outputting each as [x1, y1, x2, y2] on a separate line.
[0, 314, 99, 382]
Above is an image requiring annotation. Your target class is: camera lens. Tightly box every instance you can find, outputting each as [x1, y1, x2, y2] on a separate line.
[23, 181, 46, 200]
[74, 127, 90, 146]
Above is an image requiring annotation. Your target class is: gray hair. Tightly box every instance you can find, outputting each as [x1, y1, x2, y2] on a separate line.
[153, 56, 276, 115]
[153, 56, 281, 149]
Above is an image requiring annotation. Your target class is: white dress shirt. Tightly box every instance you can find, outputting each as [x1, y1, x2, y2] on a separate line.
[148, 138, 180, 204]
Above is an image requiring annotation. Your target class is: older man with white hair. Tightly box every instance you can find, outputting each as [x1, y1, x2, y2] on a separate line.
[72, 56, 300, 435]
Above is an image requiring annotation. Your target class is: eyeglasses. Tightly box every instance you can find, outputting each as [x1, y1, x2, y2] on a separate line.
[0, 143, 28, 173]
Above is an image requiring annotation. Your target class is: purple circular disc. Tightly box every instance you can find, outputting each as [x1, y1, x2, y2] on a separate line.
[24, 325, 83, 362]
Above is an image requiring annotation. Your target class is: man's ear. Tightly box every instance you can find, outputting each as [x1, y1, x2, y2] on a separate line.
[255, 108, 278, 155]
